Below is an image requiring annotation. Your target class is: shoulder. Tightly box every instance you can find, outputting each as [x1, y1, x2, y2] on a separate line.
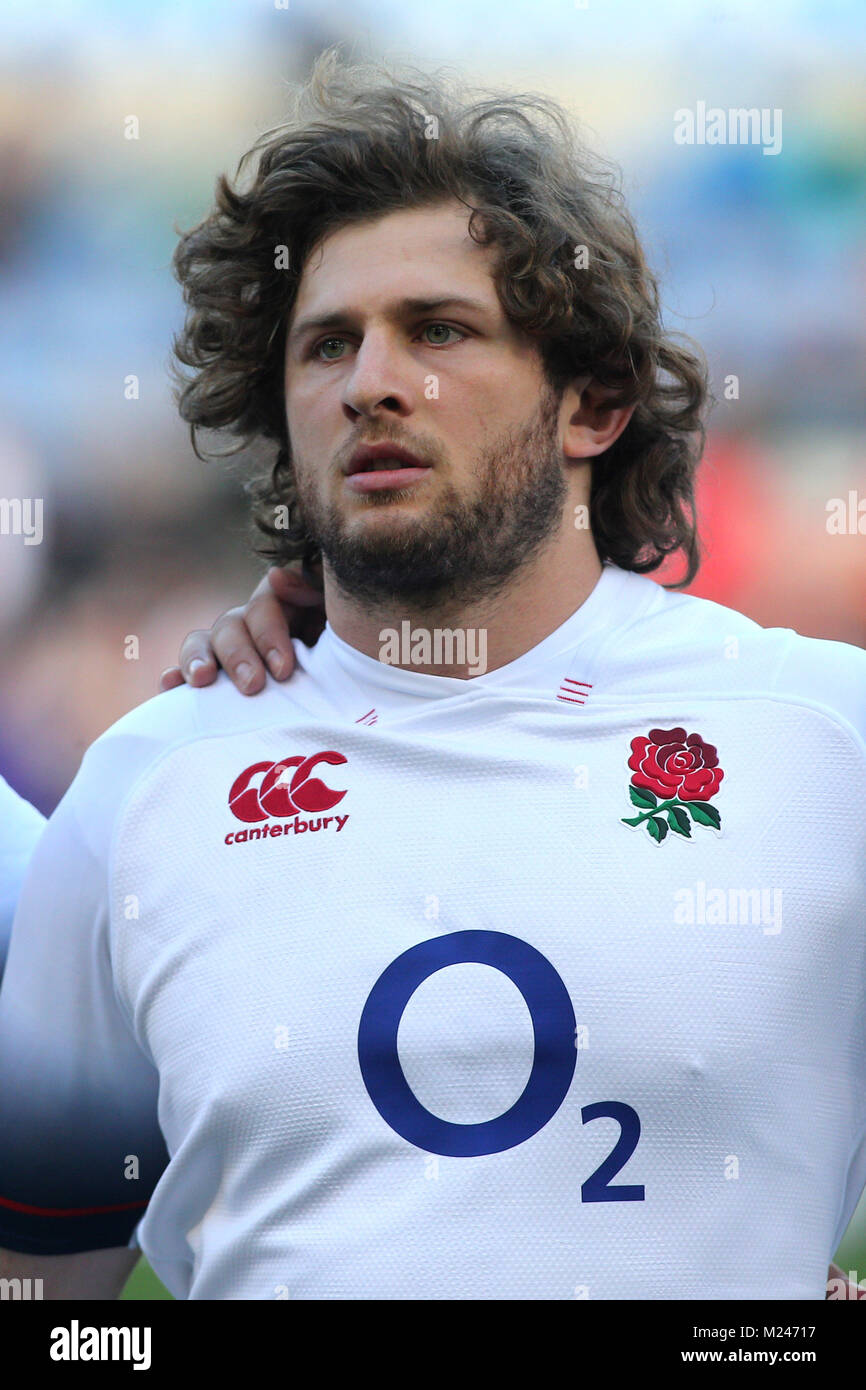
[771, 627, 866, 752]
[633, 578, 772, 651]
[57, 672, 305, 859]
[615, 575, 866, 749]
[86, 665, 308, 760]
[0, 775, 46, 840]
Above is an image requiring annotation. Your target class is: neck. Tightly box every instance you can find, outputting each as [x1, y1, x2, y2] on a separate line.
[322, 517, 604, 680]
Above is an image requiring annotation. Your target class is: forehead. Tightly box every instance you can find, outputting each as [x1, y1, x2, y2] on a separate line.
[290, 199, 500, 319]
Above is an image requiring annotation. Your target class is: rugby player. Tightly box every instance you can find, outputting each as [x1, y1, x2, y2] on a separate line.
[1, 51, 864, 1299]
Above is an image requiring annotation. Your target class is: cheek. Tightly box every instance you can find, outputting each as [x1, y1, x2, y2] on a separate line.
[452, 372, 539, 433]
[284, 382, 327, 449]
[437, 392, 499, 445]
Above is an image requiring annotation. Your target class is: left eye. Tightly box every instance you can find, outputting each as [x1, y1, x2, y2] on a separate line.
[421, 324, 463, 345]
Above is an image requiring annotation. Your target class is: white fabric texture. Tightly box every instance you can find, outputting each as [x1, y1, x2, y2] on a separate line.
[0, 562, 864, 1300]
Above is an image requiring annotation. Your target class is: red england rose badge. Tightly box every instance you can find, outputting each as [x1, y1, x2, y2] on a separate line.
[621, 726, 724, 843]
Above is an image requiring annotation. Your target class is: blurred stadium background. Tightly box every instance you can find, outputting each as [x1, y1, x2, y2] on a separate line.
[0, 0, 863, 1300]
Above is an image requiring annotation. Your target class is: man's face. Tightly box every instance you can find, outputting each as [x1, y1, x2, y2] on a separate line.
[283, 199, 574, 611]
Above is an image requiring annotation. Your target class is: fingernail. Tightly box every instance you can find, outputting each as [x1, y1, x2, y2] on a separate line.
[189, 658, 207, 675]
[267, 648, 287, 677]
[237, 661, 254, 688]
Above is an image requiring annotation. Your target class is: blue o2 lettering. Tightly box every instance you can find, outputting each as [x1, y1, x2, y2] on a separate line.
[580, 1101, 645, 1202]
[357, 929, 644, 1200]
[357, 930, 576, 1157]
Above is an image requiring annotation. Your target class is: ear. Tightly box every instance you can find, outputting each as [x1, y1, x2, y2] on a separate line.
[560, 377, 636, 461]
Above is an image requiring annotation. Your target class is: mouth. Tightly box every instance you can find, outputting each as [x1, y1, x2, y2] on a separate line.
[343, 442, 433, 494]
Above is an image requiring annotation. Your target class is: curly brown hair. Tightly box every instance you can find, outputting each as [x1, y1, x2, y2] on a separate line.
[171, 46, 709, 588]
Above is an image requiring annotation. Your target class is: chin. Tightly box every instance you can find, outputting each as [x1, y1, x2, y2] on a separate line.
[343, 494, 430, 528]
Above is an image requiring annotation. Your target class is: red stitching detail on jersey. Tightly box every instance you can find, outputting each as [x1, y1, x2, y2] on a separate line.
[0, 1193, 149, 1218]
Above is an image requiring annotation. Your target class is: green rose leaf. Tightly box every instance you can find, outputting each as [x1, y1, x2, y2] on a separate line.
[668, 805, 691, 837]
[689, 801, 721, 830]
[629, 785, 658, 810]
[647, 815, 668, 843]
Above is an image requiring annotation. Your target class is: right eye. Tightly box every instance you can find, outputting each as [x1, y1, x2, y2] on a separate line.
[312, 337, 349, 361]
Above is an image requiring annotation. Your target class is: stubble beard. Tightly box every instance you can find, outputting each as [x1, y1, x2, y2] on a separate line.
[290, 383, 568, 615]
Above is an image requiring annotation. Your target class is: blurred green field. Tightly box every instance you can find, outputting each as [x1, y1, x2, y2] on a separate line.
[121, 1259, 174, 1300]
[120, 1209, 866, 1300]
[832, 1216, 866, 1292]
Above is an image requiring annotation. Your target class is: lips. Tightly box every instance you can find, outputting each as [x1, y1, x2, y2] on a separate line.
[345, 442, 428, 475]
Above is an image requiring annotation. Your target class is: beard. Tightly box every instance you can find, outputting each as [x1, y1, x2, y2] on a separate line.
[291, 382, 568, 614]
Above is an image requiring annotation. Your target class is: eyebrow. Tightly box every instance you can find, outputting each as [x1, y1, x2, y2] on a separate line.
[287, 295, 494, 346]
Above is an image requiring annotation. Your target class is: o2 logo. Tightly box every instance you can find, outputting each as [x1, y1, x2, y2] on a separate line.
[357, 930, 644, 1202]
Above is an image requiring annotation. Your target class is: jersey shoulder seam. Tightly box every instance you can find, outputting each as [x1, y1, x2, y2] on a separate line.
[587, 687, 866, 770]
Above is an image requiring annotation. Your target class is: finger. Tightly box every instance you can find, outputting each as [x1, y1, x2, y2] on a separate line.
[267, 563, 324, 607]
[207, 610, 269, 693]
[241, 589, 300, 679]
[159, 666, 185, 692]
[175, 629, 222, 687]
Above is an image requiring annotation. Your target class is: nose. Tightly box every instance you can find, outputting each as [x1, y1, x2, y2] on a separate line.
[341, 331, 414, 423]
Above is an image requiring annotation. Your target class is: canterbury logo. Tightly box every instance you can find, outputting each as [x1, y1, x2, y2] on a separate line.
[225, 751, 349, 847]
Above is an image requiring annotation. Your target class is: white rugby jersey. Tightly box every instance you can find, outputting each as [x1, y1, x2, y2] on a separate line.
[0, 561, 864, 1300]
[0, 775, 45, 972]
